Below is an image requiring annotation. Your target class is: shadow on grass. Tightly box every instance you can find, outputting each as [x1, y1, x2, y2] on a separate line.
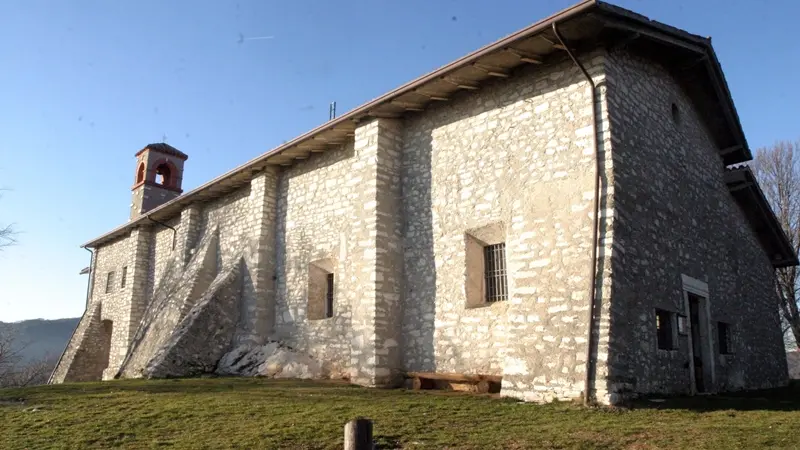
[628, 380, 800, 412]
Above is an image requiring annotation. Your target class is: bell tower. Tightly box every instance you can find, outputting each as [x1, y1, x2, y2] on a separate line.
[130, 143, 188, 220]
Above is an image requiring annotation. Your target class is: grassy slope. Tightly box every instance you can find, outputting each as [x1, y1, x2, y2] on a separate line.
[1, 378, 798, 449]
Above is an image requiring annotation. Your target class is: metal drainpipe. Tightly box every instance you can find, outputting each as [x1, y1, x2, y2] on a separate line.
[552, 22, 601, 407]
[147, 215, 177, 250]
[47, 246, 95, 385]
[83, 247, 95, 309]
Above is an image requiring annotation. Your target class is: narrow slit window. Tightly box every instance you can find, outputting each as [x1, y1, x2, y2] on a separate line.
[483, 243, 507, 302]
[325, 273, 334, 318]
[120, 266, 128, 288]
[308, 259, 335, 320]
[718, 322, 732, 354]
[656, 309, 674, 350]
[105, 271, 116, 294]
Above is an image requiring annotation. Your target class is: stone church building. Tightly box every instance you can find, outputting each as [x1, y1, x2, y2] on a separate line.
[50, 1, 796, 404]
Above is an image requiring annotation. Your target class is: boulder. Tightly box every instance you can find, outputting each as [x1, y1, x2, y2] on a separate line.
[217, 341, 323, 380]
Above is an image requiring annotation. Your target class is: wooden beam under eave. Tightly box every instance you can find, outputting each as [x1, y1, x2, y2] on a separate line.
[368, 110, 403, 118]
[539, 35, 564, 49]
[391, 100, 426, 111]
[504, 47, 544, 64]
[416, 91, 449, 101]
[442, 77, 479, 90]
[295, 142, 326, 151]
[473, 63, 509, 78]
[728, 182, 753, 193]
[720, 145, 743, 156]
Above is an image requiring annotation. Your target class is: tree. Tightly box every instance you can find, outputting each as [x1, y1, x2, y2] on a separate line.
[0, 327, 56, 388]
[752, 140, 800, 350]
[0, 188, 17, 250]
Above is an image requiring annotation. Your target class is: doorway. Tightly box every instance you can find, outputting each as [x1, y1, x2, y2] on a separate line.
[100, 319, 113, 371]
[681, 274, 715, 395]
[688, 294, 707, 392]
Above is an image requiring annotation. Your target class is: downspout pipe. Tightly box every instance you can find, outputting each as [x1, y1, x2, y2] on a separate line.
[48, 246, 95, 384]
[83, 247, 95, 309]
[147, 215, 176, 250]
[552, 22, 601, 407]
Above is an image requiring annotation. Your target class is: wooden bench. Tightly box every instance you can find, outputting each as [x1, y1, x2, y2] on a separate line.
[405, 372, 502, 394]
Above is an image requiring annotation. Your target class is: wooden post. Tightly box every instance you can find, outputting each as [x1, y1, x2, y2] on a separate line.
[344, 417, 373, 450]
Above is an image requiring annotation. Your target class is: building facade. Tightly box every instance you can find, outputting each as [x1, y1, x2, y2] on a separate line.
[50, 1, 796, 404]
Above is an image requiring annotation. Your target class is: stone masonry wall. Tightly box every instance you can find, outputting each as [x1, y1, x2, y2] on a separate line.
[50, 303, 110, 383]
[235, 169, 279, 346]
[58, 42, 789, 406]
[273, 141, 360, 378]
[605, 48, 788, 396]
[118, 168, 279, 377]
[401, 51, 615, 402]
[147, 217, 181, 301]
[92, 234, 133, 377]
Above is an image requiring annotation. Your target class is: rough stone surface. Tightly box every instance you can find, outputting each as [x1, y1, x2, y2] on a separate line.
[605, 48, 788, 399]
[401, 52, 613, 403]
[143, 256, 243, 378]
[118, 227, 220, 378]
[49, 303, 110, 383]
[216, 342, 323, 379]
[788, 352, 800, 379]
[52, 44, 789, 405]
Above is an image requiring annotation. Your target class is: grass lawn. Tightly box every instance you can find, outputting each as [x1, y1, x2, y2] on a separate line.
[1, 378, 798, 449]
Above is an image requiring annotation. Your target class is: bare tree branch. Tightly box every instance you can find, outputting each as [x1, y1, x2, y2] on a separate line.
[0, 327, 58, 388]
[0, 188, 18, 250]
[752, 140, 800, 349]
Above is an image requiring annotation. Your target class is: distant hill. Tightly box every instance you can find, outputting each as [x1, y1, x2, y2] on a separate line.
[0, 318, 79, 363]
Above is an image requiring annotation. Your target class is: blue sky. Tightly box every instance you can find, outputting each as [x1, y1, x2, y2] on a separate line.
[1, 0, 798, 322]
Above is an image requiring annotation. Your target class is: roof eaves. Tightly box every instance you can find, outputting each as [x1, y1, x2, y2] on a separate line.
[594, 1, 751, 163]
[82, 0, 752, 249]
[80, 0, 600, 249]
[726, 167, 798, 267]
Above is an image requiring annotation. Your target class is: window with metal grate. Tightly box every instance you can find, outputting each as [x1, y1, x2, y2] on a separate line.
[483, 243, 507, 302]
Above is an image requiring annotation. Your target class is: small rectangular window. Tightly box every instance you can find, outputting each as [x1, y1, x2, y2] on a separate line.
[484, 243, 507, 302]
[120, 266, 128, 288]
[718, 322, 732, 354]
[308, 259, 335, 320]
[656, 309, 674, 350]
[105, 271, 115, 294]
[325, 273, 334, 319]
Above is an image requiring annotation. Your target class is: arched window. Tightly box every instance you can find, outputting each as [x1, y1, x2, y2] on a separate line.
[135, 163, 145, 184]
[155, 163, 172, 187]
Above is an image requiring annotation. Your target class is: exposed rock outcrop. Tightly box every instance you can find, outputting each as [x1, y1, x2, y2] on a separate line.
[216, 341, 323, 379]
[143, 256, 244, 378]
[117, 228, 220, 378]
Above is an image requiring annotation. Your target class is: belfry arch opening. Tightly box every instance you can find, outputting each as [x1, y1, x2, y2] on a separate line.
[155, 163, 173, 187]
[135, 163, 145, 184]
